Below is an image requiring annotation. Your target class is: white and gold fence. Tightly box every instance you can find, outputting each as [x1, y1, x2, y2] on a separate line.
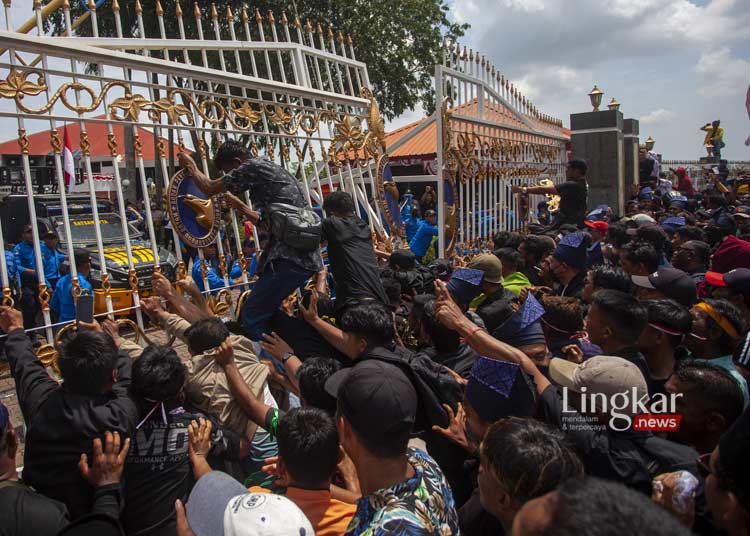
[435, 41, 568, 256]
[0, 0, 389, 355]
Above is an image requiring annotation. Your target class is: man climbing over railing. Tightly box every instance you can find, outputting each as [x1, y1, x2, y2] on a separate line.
[178, 142, 323, 341]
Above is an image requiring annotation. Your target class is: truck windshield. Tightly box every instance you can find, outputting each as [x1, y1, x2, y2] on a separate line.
[52, 214, 140, 245]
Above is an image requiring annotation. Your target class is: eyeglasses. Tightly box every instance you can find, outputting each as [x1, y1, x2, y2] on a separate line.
[696, 453, 712, 479]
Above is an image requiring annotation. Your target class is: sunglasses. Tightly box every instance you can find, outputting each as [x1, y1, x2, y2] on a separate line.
[697, 453, 712, 479]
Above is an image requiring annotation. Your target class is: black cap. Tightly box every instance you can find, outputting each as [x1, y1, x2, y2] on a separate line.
[389, 249, 416, 270]
[325, 360, 417, 447]
[632, 266, 697, 307]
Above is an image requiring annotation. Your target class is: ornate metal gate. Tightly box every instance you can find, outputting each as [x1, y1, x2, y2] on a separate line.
[435, 42, 569, 257]
[0, 0, 389, 356]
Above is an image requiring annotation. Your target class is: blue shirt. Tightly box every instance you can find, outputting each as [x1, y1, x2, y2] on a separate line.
[4, 250, 18, 287]
[40, 243, 65, 283]
[409, 221, 438, 257]
[50, 273, 94, 323]
[230, 253, 257, 279]
[13, 241, 36, 273]
[404, 215, 422, 242]
[192, 257, 225, 295]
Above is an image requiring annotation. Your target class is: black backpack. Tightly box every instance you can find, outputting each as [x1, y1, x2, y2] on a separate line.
[266, 203, 322, 252]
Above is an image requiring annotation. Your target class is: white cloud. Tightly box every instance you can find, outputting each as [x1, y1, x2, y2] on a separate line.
[640, 109, 677, 125]
[503, 0, 546, 12]
[695, 47, 750, 97]
[514, 65, 592, 102]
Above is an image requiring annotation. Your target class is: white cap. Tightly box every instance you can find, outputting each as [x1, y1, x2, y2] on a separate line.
[224, 493, 314, 536]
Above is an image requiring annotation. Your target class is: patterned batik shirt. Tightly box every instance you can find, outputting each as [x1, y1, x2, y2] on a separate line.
[346, 447, 460, 536]
[222, 157, 322, 273]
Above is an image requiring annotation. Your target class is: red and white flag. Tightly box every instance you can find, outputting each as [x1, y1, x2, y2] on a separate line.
[62, 125, 75, 192]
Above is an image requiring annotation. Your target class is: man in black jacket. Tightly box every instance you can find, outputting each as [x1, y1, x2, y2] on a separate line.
[0, 306, 138, 519]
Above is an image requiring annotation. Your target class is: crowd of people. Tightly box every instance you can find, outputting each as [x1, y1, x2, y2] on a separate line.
[2, 142, 750, 536]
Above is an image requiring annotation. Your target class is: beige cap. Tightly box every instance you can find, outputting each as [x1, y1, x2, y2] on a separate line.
[549, 356, 648, 414]
[468, 253, 504, 285]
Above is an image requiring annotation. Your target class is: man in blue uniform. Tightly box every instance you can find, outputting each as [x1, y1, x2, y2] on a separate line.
[409, 209, 438, 262]
[50, 249, 94, 324]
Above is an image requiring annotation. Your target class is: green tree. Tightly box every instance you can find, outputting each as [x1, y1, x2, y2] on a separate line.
[45, 0, 467, 120]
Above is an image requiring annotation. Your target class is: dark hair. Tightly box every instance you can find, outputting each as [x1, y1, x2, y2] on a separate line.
[606, 222, 630, 248]
[567, 159, 588, 176]
[297, 356, 341, 414]
[58, 329, 120, 395]
[705, 224, 735, 246]
[674, 226, 706, 243]
[380, 277, 402, 310]
[645, 300, 692, 348]
[591, 289, 647, 341]
[521, 235, 555, 263]
[621, 241, 660, 274]
[481, 418, 583, 504]
[540, 296, 584, 335]
[492, 231, 523, 250]
[674, 360, 743, 427]
[131, 345, 186, 402]
[276, 408, 340, 488]
[682, 240, 711, 267]
[73, 248, 91, 267]
[590, 265, 633, 294]
[323, 191, 356, 216]
[634, 225, 669, 258]
[339, 302, 394, 348]
[421, 299, 460, 354]
[494, 248, 522, 273]
[184, 317, 230, 354]
[543, 477, 693, 536]
[707, 193, 728, 208]
[702, 298, 746, 354]
[213, 140, 251, 168]
[424, 209, 437, 219]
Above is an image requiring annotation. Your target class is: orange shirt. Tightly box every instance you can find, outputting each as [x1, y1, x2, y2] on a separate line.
[250, 486, 356, 536]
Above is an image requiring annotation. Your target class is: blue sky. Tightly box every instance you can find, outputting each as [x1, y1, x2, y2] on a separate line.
[390, 0, 750, 160]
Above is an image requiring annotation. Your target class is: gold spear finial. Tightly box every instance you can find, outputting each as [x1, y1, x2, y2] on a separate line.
[469, 49, 474, 61]
[338, 31, 344, 44]
[226, 5, 233, 22]
[305, 19, 312, 32]
[476, 52, 480, 64]
[135, 0, 142, 15]
[193, 2, 200, 19]
[294, 15, 301, 29]
[155, 0, 163, 17]
[347, 33, 353, 46]
[281, 11, 288, 25]
[441, 37, 447, 49]
[88, 0, 96, 11]
[481, 55, 486, 66]
[267, 10, 274, 24]
[317, 22, 323, 34]
[62, 0, 69, 9]
[2, 0, 11, 6]
[255, 8, 262, 24]
[210, 3, 218, 20]
[327, 26, 334, 40]
[241, 7, 249, 23]
[175, 0, 182, 17]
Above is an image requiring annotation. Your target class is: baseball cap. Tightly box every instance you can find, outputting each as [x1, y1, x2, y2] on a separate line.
[733, 206, 750, 219]
[468, 253, 503, 285]
[631, 266, 697, 307]
[186, 472, 314, 536]
[549, 355, 648, 416]
[584, 220, 608, 234]
[325, 360, 417, 448]
[632, 213, 656, 227]
[711, 236, 750, 273]
[705, 268, 750, 295]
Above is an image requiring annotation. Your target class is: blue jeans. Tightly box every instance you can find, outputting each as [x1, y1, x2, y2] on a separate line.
[241, 259, 312, 341]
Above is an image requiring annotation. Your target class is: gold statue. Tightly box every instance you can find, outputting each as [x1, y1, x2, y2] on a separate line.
[701, 120, 725, 158]
[179, 194, 215, 230]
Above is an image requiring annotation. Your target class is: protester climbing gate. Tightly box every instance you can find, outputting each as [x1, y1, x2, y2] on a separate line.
[435, 41, 569, 257]
[0, 0, 389, 358]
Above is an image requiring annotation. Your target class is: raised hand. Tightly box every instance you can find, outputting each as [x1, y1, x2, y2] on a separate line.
[213, 338, 234, 367]
[261, 332, 294, 362]
[188, 418, 213, 460]
[299, 290, 319, 324]
[431, 403, 475, 454]
[0, 306, 23, 333]
[79, 431, 130, 488]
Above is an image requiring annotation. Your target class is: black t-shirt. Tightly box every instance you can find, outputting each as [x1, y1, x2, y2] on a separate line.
[639, 158, 655, 184]
[418, 343, 478, 379]
[322, 216, 388, 310]
[268, 311, 349, 363]
[123, 404, 242, 536]
[556, 180, 588, 224]
[0, 481, 69, 536]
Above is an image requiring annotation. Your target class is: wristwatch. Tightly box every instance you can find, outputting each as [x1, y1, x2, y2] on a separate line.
[281, 351, 294, 363]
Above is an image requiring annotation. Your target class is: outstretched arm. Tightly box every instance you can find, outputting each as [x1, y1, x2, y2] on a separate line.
[433, 280, 551, 396]
[299, 291, 350, 355]
[178, 153, 225, 196]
